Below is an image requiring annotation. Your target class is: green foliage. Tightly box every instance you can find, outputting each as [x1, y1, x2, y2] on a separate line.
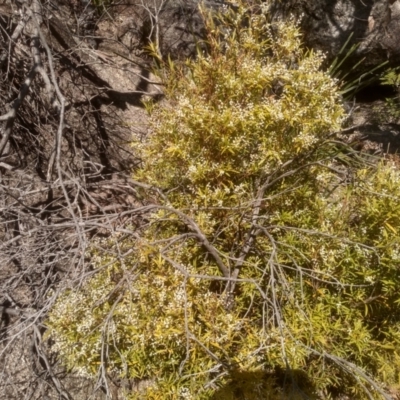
[377, 67, 400, 122]
[47, 1, 400, 398]
[328, 32, 388, 100]
[380, 67, 400, 88]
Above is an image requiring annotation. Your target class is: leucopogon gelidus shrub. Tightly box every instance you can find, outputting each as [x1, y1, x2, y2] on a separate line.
[46, 1, 400, 399]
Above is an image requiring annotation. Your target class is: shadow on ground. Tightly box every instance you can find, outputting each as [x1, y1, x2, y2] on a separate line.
[211, 368, 318, 400]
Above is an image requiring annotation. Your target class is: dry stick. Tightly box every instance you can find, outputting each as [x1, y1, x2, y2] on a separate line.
[0, 12, 29, 70]
[0, 0, 46, 156]
[95, 294, 123, 399]
[187, 331, 231, 369]
[0, 306, 25, 317]
[263, 229, 291, 369]
[0, 295, 56, 361]
[308, 348, 392, 400]
[109, 189, 230, 278]
[223, 173, 278, 302]
[224, 155, 348, 300]
[61, 171, 128, 269]
[179, 275, 190, 375]
[34, 9, 87, 268]
[32, 324, 73, 400]
[140, 0, 167, 60]
[0, 36, 41, 156]
[155, 204, 230, 278]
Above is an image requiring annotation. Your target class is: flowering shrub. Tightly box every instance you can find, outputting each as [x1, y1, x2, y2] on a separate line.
[47, 1, 400, 399]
